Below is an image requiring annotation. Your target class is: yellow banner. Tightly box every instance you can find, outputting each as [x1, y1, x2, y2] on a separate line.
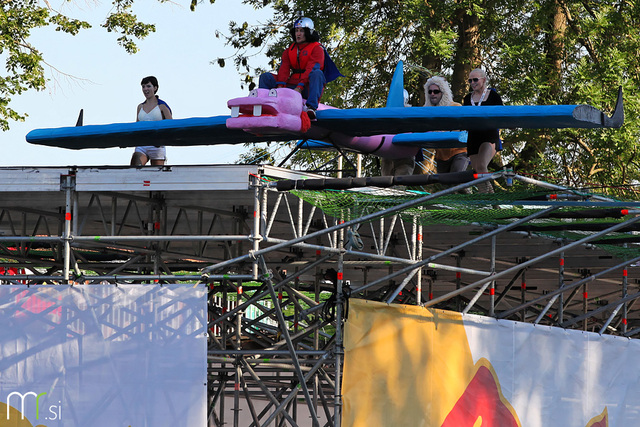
[343, 299, 520, 427]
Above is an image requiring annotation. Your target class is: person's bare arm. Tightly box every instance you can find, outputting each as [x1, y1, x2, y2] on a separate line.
[159, 104, 173, 120]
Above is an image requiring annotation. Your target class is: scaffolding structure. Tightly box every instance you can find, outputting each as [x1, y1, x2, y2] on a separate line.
[1, 164, 640, 426]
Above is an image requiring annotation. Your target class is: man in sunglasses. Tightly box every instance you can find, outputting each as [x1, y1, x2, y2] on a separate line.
[423, 76, 469, 175]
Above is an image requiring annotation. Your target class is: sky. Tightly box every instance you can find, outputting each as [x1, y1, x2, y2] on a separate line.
[4, 0, 273, 167]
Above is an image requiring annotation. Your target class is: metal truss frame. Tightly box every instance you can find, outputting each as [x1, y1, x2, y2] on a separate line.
[0, 166, 639, 426]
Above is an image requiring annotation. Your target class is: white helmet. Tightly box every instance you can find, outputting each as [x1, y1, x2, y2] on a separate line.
[294, 17, 314, 31]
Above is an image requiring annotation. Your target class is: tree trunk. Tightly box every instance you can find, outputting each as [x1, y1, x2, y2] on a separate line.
[543, 0, 567, 101]
[451, 6, 480, 102]
[518, 0, 567, 169]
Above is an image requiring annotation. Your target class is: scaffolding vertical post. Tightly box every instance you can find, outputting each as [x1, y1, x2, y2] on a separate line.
[411, 215, 417, 262]
[411, 215, 418, 303]
[363, 267, 369, 299]
[73, 189, 79, 236]
[260, 179, 268, 238]
[334, 225, 345, 427]
[489, 236, 496, 317]
[233, 305, 242, 427]
[62, 174, 73, 283]
[145, 192, 154, 279]
[153, 199, 161, 276]
[161, 197, 168, 236]
[298, 195, 304, 242]
[416, 220, 423, 305]
[623, 268, 628, 334]
[313, 250, 321, 416]
[220, 284, 227, 427]
[456, 255, 462, 312]
[378, 217, 384, 255]
[197, 210, 204, 257]
[252, 176, 262, 280]
[583, 283, 589, 331]
[520, 270, 527, 322]
[111, 196, 117, 236]
[558, 251, 565, 324]
[582, 283, 589, 331]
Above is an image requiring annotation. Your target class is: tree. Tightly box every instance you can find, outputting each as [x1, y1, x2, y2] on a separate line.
[0, 0, 154, 131]
[215, 0, 640, 195]
[495, 1, 640, 195]
[235, 145, 277, 165]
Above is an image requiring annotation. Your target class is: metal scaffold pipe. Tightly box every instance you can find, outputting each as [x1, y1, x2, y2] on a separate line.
[202, 172, 501, 275]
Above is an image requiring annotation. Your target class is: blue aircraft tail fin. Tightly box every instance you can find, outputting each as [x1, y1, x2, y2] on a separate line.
[385, 61, 405, 108]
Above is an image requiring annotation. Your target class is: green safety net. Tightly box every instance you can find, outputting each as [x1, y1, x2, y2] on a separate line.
[286, 181, 640, 260]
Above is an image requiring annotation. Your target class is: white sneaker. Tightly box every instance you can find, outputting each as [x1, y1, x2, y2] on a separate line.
[305, 106, 317, 120]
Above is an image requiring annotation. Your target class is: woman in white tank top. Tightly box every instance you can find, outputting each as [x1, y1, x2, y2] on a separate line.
[131, 76, 173, 166]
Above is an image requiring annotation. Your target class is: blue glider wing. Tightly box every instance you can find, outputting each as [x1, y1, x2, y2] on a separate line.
[314, 88, 623, 136]
[26, 116, 275, 150]
[26, 57, 622, 152]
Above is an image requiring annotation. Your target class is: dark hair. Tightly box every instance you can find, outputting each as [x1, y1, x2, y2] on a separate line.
[141, 76, 159, 93]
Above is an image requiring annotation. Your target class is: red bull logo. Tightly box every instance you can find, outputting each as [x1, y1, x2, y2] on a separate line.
[442, 361, 519, 427]
[442, 361, 609, 427]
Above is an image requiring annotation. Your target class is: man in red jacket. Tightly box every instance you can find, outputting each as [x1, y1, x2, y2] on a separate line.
[259, 17, 326, 119]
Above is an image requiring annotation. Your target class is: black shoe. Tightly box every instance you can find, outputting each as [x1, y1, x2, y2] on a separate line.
[306, 107, 316, 120]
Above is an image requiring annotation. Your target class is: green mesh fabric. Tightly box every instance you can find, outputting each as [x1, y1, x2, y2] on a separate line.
[289, 185, 640, 260]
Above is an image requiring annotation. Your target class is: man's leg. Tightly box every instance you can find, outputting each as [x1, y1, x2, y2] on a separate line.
[381, 158, 393, 176]
[258, 73, 277, 89]
[449, 153, 470, 173]
[130, 152, 148, 166]
[448, 153, 472, 193]
[393, 157, 415, 176]
[469, 142, 496, 193]
[304, 67, 326, 110]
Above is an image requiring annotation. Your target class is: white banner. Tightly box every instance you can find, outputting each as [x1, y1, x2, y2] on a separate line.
[0, 284, 207, 427]
[464, 314, 638, 426]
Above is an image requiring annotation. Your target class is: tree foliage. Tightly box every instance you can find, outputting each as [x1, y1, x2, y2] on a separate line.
[235, 145, 277, 165]
[0, 0, 155, 130]
[214, 0, 640, 195]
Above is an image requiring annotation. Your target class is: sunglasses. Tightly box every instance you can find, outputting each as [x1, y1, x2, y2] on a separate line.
[468, 78, 481, 83]
[428, 89, 441, 95]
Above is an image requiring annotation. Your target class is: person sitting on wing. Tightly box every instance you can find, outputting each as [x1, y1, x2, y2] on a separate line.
[258, 15, 342, 120]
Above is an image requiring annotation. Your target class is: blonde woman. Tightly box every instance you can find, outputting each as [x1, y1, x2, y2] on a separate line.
[423, 76, 468, 174]
[463, 68, 503, 193]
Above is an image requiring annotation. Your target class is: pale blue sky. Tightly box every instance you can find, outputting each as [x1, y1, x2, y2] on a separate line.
[4, 0, 272, 166]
